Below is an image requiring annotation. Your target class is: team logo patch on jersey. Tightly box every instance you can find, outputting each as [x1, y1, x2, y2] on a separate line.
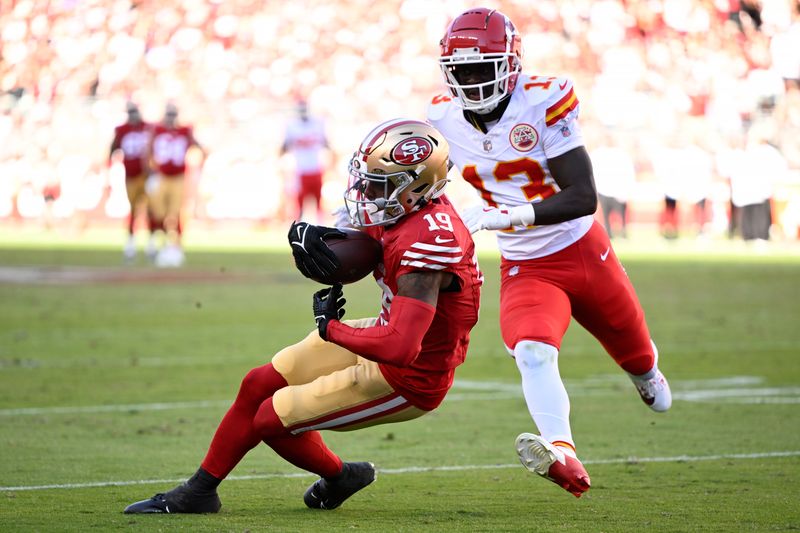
[509, 123, 538, 152]
[391, 137, 433, 165]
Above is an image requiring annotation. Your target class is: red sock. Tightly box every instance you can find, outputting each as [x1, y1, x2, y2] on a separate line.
[200, 364, 288, 479]
[148, 216, 161, 233]
[254, 398, 343, 478]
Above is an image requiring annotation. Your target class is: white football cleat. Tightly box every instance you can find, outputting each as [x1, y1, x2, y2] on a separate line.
[631, 369, 672, 412]
[515, 433, 591, 498]
[155, 245, 185, 268]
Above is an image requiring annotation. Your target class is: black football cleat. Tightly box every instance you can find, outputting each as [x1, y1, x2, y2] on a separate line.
[303, 462, 376, 510]
[123, 483, 221, 514]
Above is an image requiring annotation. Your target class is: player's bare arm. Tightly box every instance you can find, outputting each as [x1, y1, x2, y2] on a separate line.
[109, 136, 120, 159]
[461, 146, 598, 233]
[533, 146, 598, 225]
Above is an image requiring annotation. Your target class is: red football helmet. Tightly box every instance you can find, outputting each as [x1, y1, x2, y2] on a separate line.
[439, 7, 523, 114]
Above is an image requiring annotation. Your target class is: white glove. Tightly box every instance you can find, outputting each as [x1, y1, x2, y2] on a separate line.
[462, 204, 536, 234]
[462, 205, 511, 234]
[331, 205, 352, 228]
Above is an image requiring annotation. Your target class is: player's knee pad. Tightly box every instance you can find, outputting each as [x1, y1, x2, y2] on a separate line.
[514, 340, 559, 373]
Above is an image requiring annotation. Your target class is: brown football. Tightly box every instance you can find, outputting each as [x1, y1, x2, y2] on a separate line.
[313, 228, 383, 285]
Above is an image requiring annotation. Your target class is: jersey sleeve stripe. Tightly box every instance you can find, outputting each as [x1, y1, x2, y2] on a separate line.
[409, 242, 462, 253]
[400, 260, 448, 270]
[547, 87, 575, 116]
[545, 88, 578, 127]
[402, 251, 464, 263]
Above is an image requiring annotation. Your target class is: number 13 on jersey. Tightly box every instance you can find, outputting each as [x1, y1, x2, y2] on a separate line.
[461, 157, 557, 207]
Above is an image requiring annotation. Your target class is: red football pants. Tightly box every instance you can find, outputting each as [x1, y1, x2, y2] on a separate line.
[296, 171, 322, 214]
[499, 221, 654, 375]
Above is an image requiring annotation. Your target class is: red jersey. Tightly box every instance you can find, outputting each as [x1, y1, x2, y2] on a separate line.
[112, 122, 150, 178]
[151, 125, 195, 176]
[363, 196, 482, 410]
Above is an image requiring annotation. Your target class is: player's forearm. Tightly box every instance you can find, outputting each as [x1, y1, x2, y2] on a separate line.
[326, 296, 435, 367]
[525, 187, 597, 225]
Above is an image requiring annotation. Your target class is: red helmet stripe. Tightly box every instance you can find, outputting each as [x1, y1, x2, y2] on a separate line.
[361, 119, 420, 156]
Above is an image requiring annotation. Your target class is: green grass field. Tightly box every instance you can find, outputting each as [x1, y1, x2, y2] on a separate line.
[1, 230, 799, 532]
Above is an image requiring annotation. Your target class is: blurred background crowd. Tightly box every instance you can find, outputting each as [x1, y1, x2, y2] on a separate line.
[1, 0, 799, 243]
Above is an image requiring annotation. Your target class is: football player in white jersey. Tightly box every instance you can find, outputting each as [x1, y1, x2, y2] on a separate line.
[427, 7, 672, 498]
[281, 100, 330, 221]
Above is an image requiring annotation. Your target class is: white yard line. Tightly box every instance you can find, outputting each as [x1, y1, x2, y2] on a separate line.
[0, 400, 231, 416]
[2, 450, 799, 492]
[0, 394, 523, 417]
[3, 376, 800, 416]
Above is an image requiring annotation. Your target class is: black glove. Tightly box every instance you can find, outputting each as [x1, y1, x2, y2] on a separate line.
[312, 283, 346, 340]
[288, 221, 346, 281]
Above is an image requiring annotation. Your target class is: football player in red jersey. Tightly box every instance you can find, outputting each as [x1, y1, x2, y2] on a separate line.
[148, 103, 206, 267]
[124, 119, 482, 514]
[109, 102, 155, 261]
[427, 7, 672, 497]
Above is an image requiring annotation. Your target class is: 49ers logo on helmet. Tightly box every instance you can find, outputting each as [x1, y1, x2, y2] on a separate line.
[391, 137, 433, 165]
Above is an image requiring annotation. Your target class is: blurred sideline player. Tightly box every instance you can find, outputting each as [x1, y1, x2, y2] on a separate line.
[428, 7, 671, 497]
[148, 102, 205, 267]
[280, 100, 330, 223]
[109, 102, 155, 261]
[123, 119, 482, 513]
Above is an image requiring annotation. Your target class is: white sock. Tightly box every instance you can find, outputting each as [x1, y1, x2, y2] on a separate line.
[513, 341, 574, 448]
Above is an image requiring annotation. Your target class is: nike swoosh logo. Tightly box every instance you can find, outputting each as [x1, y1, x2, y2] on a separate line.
[559, 81, 568, 90]
[435, 236, 454, 244]
[600, 247, 610, 261]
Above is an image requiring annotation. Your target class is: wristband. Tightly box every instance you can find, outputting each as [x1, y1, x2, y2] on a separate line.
[509, 204, 536, 226]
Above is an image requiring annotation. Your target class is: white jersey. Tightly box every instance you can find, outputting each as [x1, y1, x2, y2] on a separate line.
[283, 117, 327, 174]
[427, 74, 593, 260]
